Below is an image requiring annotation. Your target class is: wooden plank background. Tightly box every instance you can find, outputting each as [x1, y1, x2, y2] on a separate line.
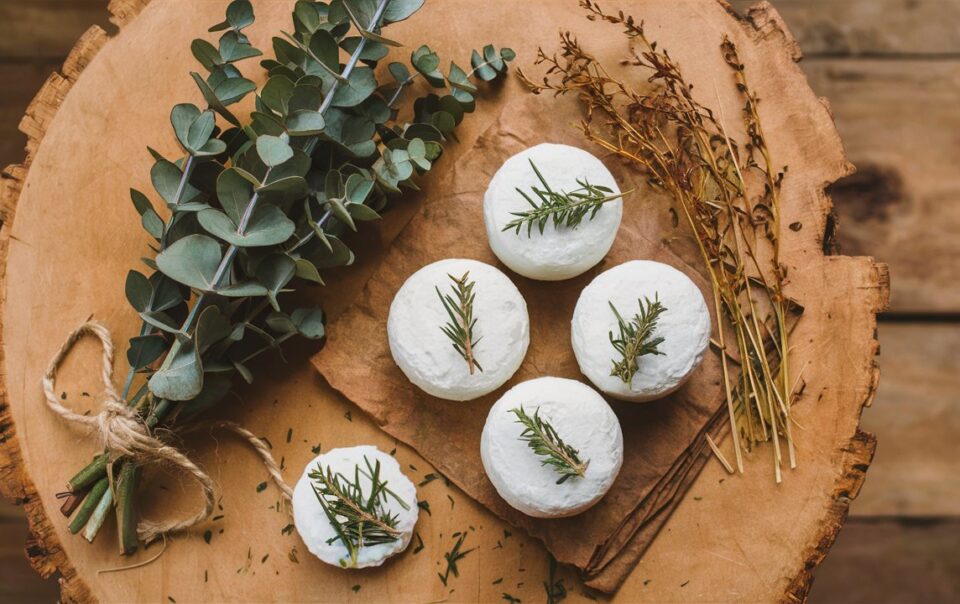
[1, 0, 957, 601]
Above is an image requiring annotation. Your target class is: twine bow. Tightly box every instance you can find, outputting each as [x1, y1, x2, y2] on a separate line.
[43, 321, 292, 544]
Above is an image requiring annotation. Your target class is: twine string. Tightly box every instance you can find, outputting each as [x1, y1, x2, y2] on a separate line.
[42, 321, 291, 544]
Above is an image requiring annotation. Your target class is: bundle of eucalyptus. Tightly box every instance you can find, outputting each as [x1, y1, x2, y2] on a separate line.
[53, 0, 513, 555]
[519, 0, 801, 482]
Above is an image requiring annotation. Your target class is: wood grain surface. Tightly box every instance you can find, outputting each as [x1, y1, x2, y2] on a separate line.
[0, 0, 953, 602]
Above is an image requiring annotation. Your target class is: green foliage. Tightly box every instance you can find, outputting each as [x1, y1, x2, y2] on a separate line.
[509, 406, 589, 484]
[608, 295, 667, 385]
[308, 456, 409, 568]
[116, 0, 514, 412]
[502, 159, 629, 236]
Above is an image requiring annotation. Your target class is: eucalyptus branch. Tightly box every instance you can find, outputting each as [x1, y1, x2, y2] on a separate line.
[436, 272, 483, 374]
[502, 159, 629, 236]
[608, 296, 667, 386]
[61, 0, 517, 551]
[510, 406, 589, 484]
[308, 456, 408, 568]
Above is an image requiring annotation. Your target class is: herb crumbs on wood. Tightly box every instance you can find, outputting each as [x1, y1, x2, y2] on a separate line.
[256, 481, 268, 493]
[438, 531, 474, 586]
[413, 532, 425, 554]
[352, 585, 361, 593]
[417, 500, 432, 516]
[203, 530, 212, 544]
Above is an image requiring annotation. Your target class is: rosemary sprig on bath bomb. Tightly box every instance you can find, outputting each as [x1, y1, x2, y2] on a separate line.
[609, 295, 667, 385]
[502, 159, 629, 236]
[436, 272, 483, 374]
[309, 456, 409, 569]
[510, 405, 589, 484]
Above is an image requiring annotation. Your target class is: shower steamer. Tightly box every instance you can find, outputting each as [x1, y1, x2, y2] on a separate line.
[483, 143, 624, 281]
[480, 377, 623, 518]
[572, 260, 711, 402]
[293, 445, 419, 569]
[388, 258, 529, 401]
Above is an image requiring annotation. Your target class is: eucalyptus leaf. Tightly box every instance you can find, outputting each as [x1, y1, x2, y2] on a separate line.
[191, 72, 241, 126]
[149, 340, 203, 401]
[186, 110, 216, 152]
[195, 305, 233, 353]
[286, 110, 325, 135]
[339, 37, 388, 62]
[151, 159, 202, 206]
[219, 31, 262, 63]
[261, 75, 295, 116]
[331, 66, 377, 107]
[291, 307, 325, 339]
[294, 258, 324, 284]
[383, 0, 424, 23]
[388, 62, 411, 84]
[256, 135, 294, 167]
[411, 45, 444, 87]
[171, 104, 201, 150]
[214, 77, 257, 105]
[130, 188, 153, 216]
[256, 253, 297, 310]
[198, 205, 296, 247]
[217, 168, 254, 224]
[191, 39, 223, 71]
[125, 270, 153, 312]
[156, 234, 223, 291]
[127, 334, 167, 370]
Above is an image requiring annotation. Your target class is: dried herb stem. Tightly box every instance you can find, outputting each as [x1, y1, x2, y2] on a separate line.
[520, 0, 800, 480]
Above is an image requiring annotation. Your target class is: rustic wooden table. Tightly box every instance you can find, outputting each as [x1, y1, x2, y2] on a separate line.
[0, 0, 957, 602]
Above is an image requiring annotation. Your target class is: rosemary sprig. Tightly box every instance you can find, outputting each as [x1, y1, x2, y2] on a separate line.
[510, 406, 589, 484]
[608, 296, 667, 386]
[502, 159, 629, 236]
[436, 272, 483, 374]
[308, 456, 411, 568]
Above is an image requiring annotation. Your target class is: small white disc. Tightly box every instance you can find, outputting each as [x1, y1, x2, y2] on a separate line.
[480, 377, 623, 518]
[483, 143, 623, 281]
[571, 260, 711, 402]
[292, 445, 419, 569]
[388, 258, 530, 401]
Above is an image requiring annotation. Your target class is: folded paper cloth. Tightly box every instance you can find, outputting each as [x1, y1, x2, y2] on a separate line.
[312, 95, 728, 593]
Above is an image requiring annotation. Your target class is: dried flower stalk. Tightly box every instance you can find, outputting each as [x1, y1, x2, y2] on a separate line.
[518, 0, 802, 481]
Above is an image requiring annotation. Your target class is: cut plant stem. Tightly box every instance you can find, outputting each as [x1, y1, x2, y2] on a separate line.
[115, 462, 140, 555]
[68, 452, 109, 492]
[68, 477, 109, 535]
[82, 481, 114, 542]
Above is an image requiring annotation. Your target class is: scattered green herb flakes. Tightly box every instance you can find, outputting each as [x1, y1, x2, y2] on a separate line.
[544, 555, 567, 604]
[203, 529, 212, 544]
[417, 500, 432, 516]
[413, 532, 425, 554]
[343, 410, 352, 422]
[447, 494, 455, 508]
[311, 443, 322, 454]
[502, 594, 521, 603]
[493, 578, 504, 585]
[438, 531, 474, 586]
[286, 428, 293, 443]
[256, 481, 268, 493]
[261, 553, 269, 564]
[281, 523, 295, 535]
[288, 547, 299, 564]
[351, 585, 361, 593]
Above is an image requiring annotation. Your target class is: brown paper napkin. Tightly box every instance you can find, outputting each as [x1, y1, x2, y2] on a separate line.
[311, 94, 727, 593]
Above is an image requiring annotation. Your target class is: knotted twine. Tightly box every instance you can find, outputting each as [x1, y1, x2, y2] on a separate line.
[42, 321, 293, 544]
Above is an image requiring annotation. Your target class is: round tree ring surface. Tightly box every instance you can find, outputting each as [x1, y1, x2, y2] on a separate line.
[292, 445, 419, 569]
[480, 377, 623, 518]
[572, 260, 711, 402]
[388, 258, 529, 401]
[0, 1, 887, 602]
[483, 143, 623, 281]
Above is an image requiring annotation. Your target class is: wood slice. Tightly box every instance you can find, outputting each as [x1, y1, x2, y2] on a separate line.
[0, 1, 887, 602]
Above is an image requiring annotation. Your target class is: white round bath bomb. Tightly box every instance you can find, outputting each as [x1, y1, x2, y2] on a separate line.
[571, 260, 711, 402]
[483, 143, 623, 281]
[388, 258, 529, 401]
[292, 445, 419, 569]
[480, 377, 623, 518]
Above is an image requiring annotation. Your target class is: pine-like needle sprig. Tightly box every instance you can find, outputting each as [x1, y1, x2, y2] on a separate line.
[436, 272, 483, 374]
[502, 159, 629, 236]
[608, 296, 667, 386]
[309, 456, 410, 568]
[510, 406, 589, 484]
